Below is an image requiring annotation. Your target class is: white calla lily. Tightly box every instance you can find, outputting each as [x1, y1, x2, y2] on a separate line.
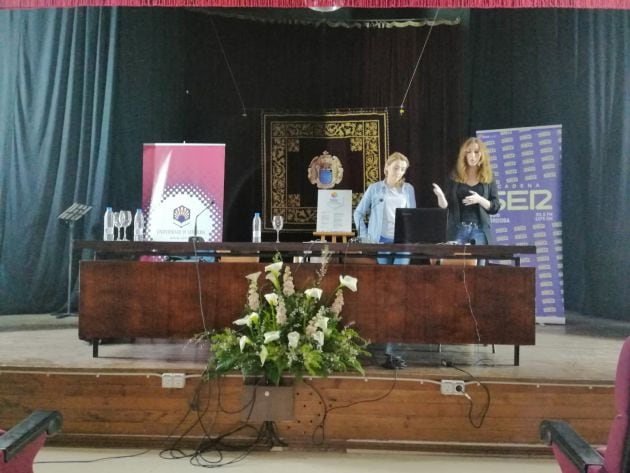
[304, 288, 323, 300]
[312, 331, 325, 347]
[264, 262, 283, 274]
[234, 312, 259, 327]
[287, 331, 300, 348]
[259, 345, 268, 366]
[264, 293, 279, 306]
[264, 331, 281, 343]
[314, 315, 329, 331]
[239, 335, 251, 352]
[339, 275, 358, 292]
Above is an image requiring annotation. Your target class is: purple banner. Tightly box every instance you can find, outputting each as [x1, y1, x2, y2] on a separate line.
[477, 125, 564, 323]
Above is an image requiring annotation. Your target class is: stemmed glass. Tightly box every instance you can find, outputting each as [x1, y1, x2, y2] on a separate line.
[113, 211, 121, 241]
[119, 210, 132, 241]
[272, 215, 284, 243]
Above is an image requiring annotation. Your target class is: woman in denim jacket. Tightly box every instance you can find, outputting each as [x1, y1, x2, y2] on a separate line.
[353, 152, 416, 264]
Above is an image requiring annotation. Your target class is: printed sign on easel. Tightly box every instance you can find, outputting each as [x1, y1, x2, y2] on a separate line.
[316, 189, 352, 233]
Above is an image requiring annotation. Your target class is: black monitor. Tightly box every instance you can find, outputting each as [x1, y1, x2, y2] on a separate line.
[394, 208, 448, 244]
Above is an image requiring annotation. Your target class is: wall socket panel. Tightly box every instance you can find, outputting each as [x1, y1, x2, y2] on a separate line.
[440, 380, 465, 395]
[161, 373, 186, 389]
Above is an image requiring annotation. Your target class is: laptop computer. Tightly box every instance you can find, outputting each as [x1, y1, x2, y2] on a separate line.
[394, 208, 448, 244]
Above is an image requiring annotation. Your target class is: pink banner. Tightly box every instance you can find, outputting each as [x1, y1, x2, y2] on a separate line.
[142, 143, 225, 242]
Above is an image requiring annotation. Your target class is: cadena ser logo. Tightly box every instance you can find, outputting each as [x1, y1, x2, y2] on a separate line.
[173, 205, 191, 227]
[498, 189, 553, 211]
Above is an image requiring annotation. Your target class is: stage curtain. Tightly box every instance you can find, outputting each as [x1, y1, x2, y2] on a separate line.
[467, 9, 629, 320]
[0, 8, 118, 314]
[179, 13, 463, 241]
[2, 1, 628, 11]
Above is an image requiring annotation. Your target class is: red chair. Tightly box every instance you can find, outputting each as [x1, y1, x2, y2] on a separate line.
[540, 337, 630, 473]
[0, 411, 62, 473]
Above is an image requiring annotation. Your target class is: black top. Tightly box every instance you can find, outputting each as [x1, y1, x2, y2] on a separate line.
[456, 182, 484, 224]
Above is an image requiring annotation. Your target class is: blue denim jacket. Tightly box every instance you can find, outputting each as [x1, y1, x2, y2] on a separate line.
[353, 180, 416, 243]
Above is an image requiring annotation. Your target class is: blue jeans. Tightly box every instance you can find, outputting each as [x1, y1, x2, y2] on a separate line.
[377, 236, 410, 265]
[454, 222, 488, 245]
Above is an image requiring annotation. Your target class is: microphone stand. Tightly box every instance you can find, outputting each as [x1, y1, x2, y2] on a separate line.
[188, 203, 213, 243]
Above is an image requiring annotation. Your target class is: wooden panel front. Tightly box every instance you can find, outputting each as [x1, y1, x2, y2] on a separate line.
[79, 262, 535, 345]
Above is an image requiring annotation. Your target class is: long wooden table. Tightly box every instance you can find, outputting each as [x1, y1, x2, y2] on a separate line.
[77, 242, 536, 364]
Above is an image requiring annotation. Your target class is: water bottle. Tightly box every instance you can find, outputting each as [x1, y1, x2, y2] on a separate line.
[252, 212, 262, 243]
[133, 208, 145, 241]
[103, 207, 115, 241]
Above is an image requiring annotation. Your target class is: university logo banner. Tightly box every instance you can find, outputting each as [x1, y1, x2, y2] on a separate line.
[142, 143, 225, 242]
[477, 125, 565, 323]
[262, 111, 389, 233]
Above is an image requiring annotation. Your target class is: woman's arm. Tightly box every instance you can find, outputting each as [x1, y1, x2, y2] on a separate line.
[353, 185, 373, 238]
[432, 183, 448, 209]
[406, 183, 417, 208]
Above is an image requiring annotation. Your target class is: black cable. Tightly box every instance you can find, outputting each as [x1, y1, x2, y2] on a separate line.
[303, 372, 398, 445]
[447, 362, 491, 429]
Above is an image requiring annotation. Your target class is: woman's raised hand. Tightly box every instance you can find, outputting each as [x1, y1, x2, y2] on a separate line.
[432, 183, 447, 208]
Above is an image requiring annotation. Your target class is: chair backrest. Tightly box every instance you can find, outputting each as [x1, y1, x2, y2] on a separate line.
[603, 337, 630, 473]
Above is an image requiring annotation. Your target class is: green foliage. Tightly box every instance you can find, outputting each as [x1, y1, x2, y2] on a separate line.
[198, 251, 370, 385]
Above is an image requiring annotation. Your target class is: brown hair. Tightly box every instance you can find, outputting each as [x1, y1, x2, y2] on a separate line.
[453, 137, 494, 184]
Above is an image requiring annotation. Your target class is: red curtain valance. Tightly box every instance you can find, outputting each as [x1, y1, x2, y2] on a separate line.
[1, 0, 628, 10]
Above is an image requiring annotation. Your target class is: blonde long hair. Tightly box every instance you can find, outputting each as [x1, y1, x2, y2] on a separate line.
[383, 152, 410, 188]
[453, 137, 494, 184]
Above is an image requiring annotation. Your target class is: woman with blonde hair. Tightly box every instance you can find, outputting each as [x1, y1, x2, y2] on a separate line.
[354, 152, 416, 263]
[432, 137, 501, 245]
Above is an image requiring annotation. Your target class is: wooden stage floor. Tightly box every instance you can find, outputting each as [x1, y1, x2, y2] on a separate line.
[0, 312, 627, 380]
[0, 313, 628, 454]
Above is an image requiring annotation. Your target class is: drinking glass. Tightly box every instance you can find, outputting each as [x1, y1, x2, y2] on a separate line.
[272, 215, 284, 243]
[113, 211, 121, 241]
[119, 210, 132, 241]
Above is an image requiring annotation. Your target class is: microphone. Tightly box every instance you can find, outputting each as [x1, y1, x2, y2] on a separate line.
[189, 201, 214, 243]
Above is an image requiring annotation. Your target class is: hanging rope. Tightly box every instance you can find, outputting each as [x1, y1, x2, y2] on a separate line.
[398, 8, 440, 117]
[210, 18, 248, 117]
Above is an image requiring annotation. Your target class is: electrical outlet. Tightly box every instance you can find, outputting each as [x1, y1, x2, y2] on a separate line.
[171, 373, 186, 389]
[161, 373, 186, 389]
[440, 380, 465, 395]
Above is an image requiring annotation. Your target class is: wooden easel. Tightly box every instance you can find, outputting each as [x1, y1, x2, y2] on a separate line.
[312, 231, 355, 243]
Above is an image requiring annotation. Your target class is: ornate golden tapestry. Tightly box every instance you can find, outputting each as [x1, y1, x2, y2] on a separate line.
[262, 111, 389, 232]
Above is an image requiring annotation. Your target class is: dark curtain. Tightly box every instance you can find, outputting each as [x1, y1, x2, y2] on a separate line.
[0, 8, 118, 314]
[181, 13, 464, 242]
[0, 8, 462, 314]
[3, 7, 627, 321]
[467, 9, 629, 320]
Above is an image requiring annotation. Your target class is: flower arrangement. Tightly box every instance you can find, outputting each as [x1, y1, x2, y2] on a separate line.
[199, 250, 370, 385]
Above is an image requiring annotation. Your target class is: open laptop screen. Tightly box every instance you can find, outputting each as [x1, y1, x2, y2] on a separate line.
[394, 208, 448, 244]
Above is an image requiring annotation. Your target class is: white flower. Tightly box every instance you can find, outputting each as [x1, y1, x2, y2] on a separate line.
[312, 331, 325, 347]
[282, 266, 295, 296]
[314, 314, 329, 331]
[276, 299, 287, 325]
[246, 271, 261, 282]
[304, 288, 323, 300]
[264, 293, 279, 306]
[305, 323, 317, 337]
[264, 331, 281, 343]
[287, 331, 300, 348]
[264, 262, 283, 274]
[331, 290, 344, 315]
[339, 275, 358, 292]
[239, 335, 251, 352]
[259, 345, 268, 365]
[233, 312, 258, 327]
